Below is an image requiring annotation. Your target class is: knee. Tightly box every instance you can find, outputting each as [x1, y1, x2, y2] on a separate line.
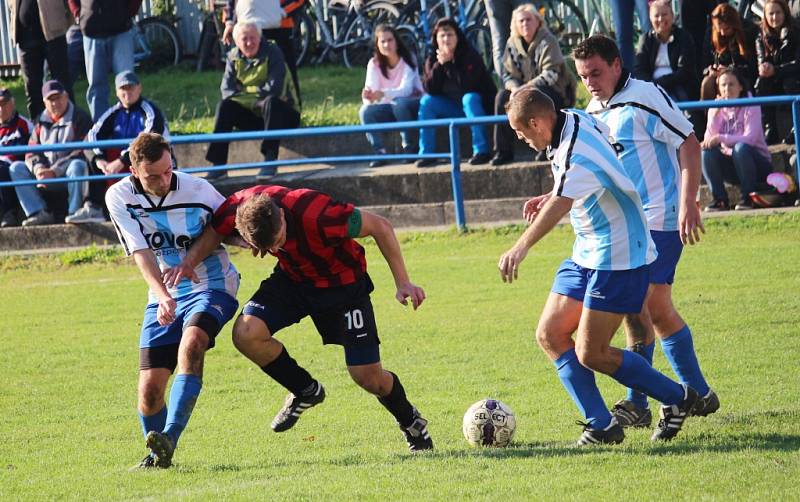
[359, 103, 370, 123]
[9, 161, 29, 179]
[462, 92, 482, 111]
[535, 325, 565, 353]
[138, 381, 164, 410]
[732, 142, 749, 157]
[349, 369, 383, 395]
[232, 316, 270, 352]
[418, 95, 434, 117]
[66, 160, 87, 178]
[574, 342, 601, 371]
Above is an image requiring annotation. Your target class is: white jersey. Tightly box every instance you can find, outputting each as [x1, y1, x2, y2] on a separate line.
[549, 110, 657, 271]
[106, 171, 240, 303]
[586, 73, 694, 231]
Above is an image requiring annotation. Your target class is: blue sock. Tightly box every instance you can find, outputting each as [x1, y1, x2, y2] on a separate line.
[164, 374, 202, 446]
[138, 406, 167, 440]
[660, 325, 710, 396]
[625, 342, 655, 409]
[555, 349, 612, 429]
[612, 351, 685, 405]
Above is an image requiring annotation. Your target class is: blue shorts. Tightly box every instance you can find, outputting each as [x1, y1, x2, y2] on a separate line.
[551, 259, 650, 314]
[140, 290, 239, 349]
[649, 230, 683, 285]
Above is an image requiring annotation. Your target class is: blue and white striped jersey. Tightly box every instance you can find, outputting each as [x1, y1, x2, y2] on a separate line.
[106, 171, 240, 303]
[549, 109, 657, 271]
[586, 73, 694, 231]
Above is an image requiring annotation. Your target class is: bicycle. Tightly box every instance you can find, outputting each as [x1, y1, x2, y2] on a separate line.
[134, 0, 183, 70]
[195, 0, 232, 71]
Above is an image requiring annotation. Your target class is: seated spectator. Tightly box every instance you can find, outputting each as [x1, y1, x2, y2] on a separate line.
[633, 0, 698, 102]
[754, 0, 800, 143]
[8, 80, 96, 226]
[701, 68, 772, 211]
[491, 5, 576, 166]
[700, 4, 756, 101]
[417, 18, 496, 167]
[82, 70, 169, 222]
[359, 24, 423, 168]
[205, 22, 300, 181]
[0, 88, 33, 228]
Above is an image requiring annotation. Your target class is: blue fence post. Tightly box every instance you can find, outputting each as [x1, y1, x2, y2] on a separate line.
[448, 122, 467, 232]
[794, 98, 800, 189]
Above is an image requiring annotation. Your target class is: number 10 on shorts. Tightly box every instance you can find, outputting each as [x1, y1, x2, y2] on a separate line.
[344, 309, 364, 330]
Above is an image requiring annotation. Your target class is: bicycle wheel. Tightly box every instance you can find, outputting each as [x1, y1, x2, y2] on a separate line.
[341, 2, 400, 69]
[465, 24, 492, 71]
[137, 17, 182, 70]
[292, 9, 315, 67]
[539, 0, 588, 55]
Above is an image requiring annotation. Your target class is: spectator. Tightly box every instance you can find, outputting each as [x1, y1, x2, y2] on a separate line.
[681, 0, 723, 78]
[755, 0, 800, 144]
[7, 0, 75, 119]
[78, 70, 169, 223]
[222, 0, 305, 108]
[701, 68, 772, 211]
[700, 3, 756, 101]
[609, 0, 652, 69]
[483, 0, 535, 77]
[417, 18, 496, 167]
[359, 24, 424, 168]
[0, 89, 33, 228]
[633, 0, 698, 102]
[67, 0, 141, 120]
[8, 80, 96, 226]
[205, 22, 300, 181]
[491, 5, 576, 166]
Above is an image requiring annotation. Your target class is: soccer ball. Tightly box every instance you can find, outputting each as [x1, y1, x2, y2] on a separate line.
[462, 399, 517, 447]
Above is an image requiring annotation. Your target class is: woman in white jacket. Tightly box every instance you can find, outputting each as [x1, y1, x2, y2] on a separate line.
[359, 24, 424, 167]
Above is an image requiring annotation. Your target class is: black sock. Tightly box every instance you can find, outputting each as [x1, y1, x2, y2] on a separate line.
[260, 346, 315, 396]
[377, 372, 415, 427]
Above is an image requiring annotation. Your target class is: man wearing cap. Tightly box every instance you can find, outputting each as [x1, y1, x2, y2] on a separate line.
[7, 80, 95, 226]
[6, 0, 75, 118]
[0, 88, 34, 227]
[76, 70, 170, 224]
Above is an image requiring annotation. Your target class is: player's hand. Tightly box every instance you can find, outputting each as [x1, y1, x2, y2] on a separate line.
[679, 202, 705, 245]
[156, 296, 177, 326]
[522, 194, 551, 224]
[396, 281, 426, 310]
[498, 245, 528, 283]
[162, 261, 199, 287]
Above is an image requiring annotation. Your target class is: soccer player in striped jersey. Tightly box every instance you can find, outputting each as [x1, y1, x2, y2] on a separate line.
[573, 35, 718, 430]
[106, 133, 240, 469]
[498, 88, 700, 444]
[164, 185, 433, 453]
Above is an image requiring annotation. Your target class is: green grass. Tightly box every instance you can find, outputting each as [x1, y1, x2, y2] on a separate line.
[2, 213, 797, 500]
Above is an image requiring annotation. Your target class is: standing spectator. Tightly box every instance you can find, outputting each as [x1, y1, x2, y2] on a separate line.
[67, 0, 141, 120]
[633, 0, 698, 102]
[359, 24, 424, 168]
[205, 22, 300, 181]
[0, 89, 33, 228]
[75, 70, 169, 223]
[7, 0, 75, 118]
[755, 0, 800, 144]
[681, 0, 723, 78]
[417, 18, 496, 167]
[700, 3, 755, 100]
[222, 0, 305, 108]
[609, 0, 652, 69]
[483, 0, 533, 77]
[8, 80, 96, 226]
[491, 5, 576, 166]
[702, 68, 772, 211]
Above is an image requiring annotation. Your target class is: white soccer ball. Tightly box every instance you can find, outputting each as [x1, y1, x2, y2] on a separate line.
[462, 398, 517, 447]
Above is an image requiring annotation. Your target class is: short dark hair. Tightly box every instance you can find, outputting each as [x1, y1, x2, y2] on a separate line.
[572, 34, 620, 66]
[505, 87, 556, 122]
[129, 132, 170, 167]
[235, 193, 282, 249]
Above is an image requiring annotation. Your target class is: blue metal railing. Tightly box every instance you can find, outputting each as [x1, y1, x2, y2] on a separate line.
[0, 95, 798, 231]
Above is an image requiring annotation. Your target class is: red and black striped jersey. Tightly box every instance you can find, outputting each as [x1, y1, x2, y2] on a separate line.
[212, 185, 366, 288]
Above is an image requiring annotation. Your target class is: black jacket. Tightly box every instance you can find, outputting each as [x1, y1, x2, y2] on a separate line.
[634, 27, 698, 99]
[68, 0, 142, 38]
[702, 20, 758, 83]
[755, 26, 800, 91]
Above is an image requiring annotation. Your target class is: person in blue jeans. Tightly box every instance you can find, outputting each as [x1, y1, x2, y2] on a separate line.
[8, 80, 95, 226]
[417, 18, 497, 167]
[701, 68, 772, 211]
[360, 25, 424, 167]
[610, 0, 652, 69]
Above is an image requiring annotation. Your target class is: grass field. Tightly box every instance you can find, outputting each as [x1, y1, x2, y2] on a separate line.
[1, 213, 799, 500]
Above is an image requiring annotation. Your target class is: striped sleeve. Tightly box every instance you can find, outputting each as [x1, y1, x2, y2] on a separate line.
[106, 182, 149, 256]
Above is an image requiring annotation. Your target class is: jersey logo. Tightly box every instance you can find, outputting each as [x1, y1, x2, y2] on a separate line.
[588, 290, 606, 300]
[144, 231, 195, 250]
[611, 142, 625, 154]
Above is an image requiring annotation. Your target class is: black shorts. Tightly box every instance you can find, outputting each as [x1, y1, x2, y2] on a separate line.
[241, 269, 380, 359]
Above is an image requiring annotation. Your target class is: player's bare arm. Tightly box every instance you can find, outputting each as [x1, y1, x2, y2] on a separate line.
[358, 209, 426, 310]
[499, 195, 572, 284]
[678, 134, 705, 245]
[162, 225, 226, 287]
[132, 249, 176, 326]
